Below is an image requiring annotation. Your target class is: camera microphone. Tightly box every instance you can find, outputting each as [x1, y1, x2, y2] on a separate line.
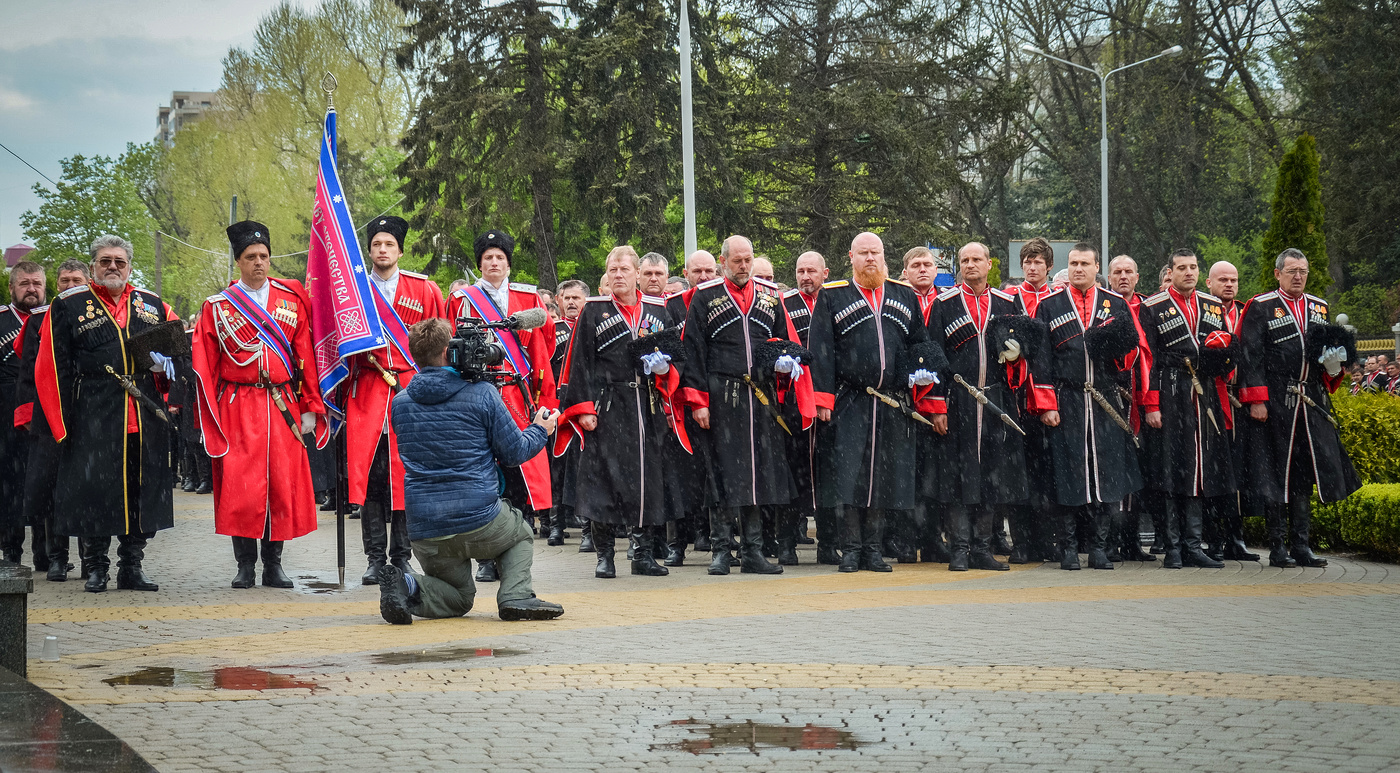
[505, 307, 549, 331]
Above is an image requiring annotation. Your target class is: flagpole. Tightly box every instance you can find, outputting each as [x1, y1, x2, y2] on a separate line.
[679, 0, 697, 259]
[322, 71, 347, 590]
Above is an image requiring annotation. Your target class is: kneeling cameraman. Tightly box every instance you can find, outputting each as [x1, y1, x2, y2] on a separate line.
[378, 317, 564, 624]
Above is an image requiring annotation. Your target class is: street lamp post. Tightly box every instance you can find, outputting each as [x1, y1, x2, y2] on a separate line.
[678, 0, 698, 259]
[1021, 42, 1183, 262]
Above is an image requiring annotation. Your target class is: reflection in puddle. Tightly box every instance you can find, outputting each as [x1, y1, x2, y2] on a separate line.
[370, 647, 525, 665]
[102, 666, 319, 691]
[294, 574, 346, 595]
[653, 719, 866, 754]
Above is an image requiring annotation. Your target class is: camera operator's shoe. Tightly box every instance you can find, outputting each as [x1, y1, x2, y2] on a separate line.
[499, 596, 564, 621]
[378, 565, 415, 625]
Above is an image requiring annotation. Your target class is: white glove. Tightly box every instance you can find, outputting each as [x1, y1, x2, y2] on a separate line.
[998, 338, 1022, 364]
[640, 351, 671, 375]
[909, 368, 939, 387]
[300, 412, 316, 434]
[149, 351, 176, 380]
[1319, 346, 1346, 376]
[774, 355, 804, 382]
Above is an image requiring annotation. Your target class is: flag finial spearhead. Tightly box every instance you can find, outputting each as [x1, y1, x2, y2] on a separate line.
[321, 72, 338, 109]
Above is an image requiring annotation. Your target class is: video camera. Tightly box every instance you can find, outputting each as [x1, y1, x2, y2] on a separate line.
[446, 307, 549, 385]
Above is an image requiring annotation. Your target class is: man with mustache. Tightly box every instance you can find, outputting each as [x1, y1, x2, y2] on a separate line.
[777, 250, 827, 564]
[35, 235, 176, 592]
[809, 232, 937, 572]
[0, 261, 48, 569]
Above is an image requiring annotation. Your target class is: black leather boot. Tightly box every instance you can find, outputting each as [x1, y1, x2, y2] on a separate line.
[947, 505, 971, 571]
[762, 508, 780, 558]
[593, 521, 617, 578]
[631, 526, 670, 576]
[1161, 496, 1184, 569]
[579, 520, 595, 553]
[860, 509, 893, 572]
[30, 521, 50, 573]
[45, 528, 72, 581]
[1181, 498, 1224, 568]
[837, 507, 861, 573]
[991, 519, 1013, 556]
[548, 507, 567, 546]
[1008, 506, 1030, 564]
[797, 516, 815, 544]
[261, 540, 294, 588]
[971, 507, 1010, 570]
[1264, 502, 1294, 566]
[693, 517, 711, 553]
[1103, 506, 1123, 563]
[815, 507, 841, 565]
[1225, 495, 1260, 561]
[115, 535, 158, 590]
[1287, 495, 1327, 567]
[1087, 504, 1115, 570]
[475, 559, 499, 582]
[360, 502, 388, 585]
[777, 510, 800, 566]
[231, 537, 257, 588]
[707, 510, 732, 576]
[664, 521, 686, 567]
[388, 509, 413, 574]
[1060, 506, 1081, 570]
[1120, 501, 1156, 561]
[741, 508, 783, 574]
[82, 537, 110, 592]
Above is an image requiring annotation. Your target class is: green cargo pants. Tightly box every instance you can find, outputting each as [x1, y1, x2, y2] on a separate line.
[408, 498, 535, 619]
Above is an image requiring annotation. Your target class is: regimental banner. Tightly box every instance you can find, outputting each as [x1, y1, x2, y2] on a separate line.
[304, 107, 414, 411]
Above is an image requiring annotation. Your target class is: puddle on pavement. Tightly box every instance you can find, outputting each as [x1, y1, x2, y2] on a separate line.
[370, 646, 526, 666]
[102, 666, 319, 691]
[653, 719, 866, 754]
[294, 574, 349, 595]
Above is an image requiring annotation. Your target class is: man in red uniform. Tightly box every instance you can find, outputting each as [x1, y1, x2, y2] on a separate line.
[1205, 260, 1261, 563]
[344, 216, 446, 584]
[1, 262, 46, 568]
[193, 222, 329, 589]
[1106, 254, 1158, 561]
[898, 247, 951, 564]
[447, 229, 557, 582]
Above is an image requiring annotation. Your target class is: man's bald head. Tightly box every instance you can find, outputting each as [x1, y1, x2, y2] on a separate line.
[795, 251, 828, 295]
[1206, 260, 1239, 303]
[849, 232, 888, 289]
[1108, 255, 1139, 296]
[684, 250, 717, 285]
[752, 256, 775, 282]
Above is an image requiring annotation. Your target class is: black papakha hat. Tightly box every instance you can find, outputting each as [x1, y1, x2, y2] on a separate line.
[227, 220, 271, 260]
[473, 229, 515, 267]
[366, 215, 409, 251]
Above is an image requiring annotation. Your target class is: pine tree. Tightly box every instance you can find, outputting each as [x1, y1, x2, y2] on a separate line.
[1259, 133, 1328, 294]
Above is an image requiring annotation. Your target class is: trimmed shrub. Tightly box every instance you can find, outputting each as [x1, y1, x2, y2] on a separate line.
[1313, 484, 1400, 560]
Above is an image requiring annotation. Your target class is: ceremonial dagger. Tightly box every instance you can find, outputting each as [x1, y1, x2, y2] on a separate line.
[865, 386, 936, 430]
[262, 367, 307, 448]
[1289, 383, 1338, 427]
[1182, 357, 1221, 435]
[1085, 382, 1139, 447]
[743, 374, 791, 435]
[104, 365, 170, 423]
[952, 374, 1025, 436]
[366, 353, 401, 392]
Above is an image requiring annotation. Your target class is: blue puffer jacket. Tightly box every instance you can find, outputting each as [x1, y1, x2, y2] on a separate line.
[391, 367, 548, 540]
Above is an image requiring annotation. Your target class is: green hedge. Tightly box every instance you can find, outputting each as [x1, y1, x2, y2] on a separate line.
[1241, 391, 1400, 556]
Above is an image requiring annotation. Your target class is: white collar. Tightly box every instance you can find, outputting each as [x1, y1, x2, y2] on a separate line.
[237, 280, 271, 308]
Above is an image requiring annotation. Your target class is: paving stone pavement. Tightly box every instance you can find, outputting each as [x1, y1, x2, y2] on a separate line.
[18, 491, 1400, 772]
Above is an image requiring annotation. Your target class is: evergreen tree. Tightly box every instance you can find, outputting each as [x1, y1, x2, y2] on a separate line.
[1259, 133, 1328, 294]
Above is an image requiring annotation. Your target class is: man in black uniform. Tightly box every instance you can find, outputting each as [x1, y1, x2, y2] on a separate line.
[0, 262, 48, 567]
[683, 235, 794, 576]
[810, 232, 937, 572]
[1238, 248, 1361, 567]
[776, 250, 826, 564]
[14, 261, 88, 580]
[35, 235, 175, 592]
[927, 242, 1039, 572]
[1034, 244, 1143, 570]
[1137, 248, 1235, 569]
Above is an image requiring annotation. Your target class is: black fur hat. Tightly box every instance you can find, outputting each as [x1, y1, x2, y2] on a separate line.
[366, 215, 409, 251]
[901, 340, 949, 379]
[1083, 312, 1140, 364]
[473, 229, 515, 267]
[752, 338, 814, 380]
[1195, 334, 1241, 378]
[1305, 323, 1359, 368]
[227, 220, 270, 260]
[627, 325, 687, 370]
[128, 320, 190, 371]
[987, 314, 1047, 363]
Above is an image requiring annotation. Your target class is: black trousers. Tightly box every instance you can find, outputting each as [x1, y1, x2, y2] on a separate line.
[83, 533, 154, 572]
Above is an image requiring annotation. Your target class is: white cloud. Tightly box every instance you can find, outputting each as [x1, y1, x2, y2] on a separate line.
[0, 87, 34, 113]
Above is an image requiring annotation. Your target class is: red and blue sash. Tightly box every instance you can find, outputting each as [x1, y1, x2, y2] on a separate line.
[459, 285, 532, 389]
[221, 284, 297, 380]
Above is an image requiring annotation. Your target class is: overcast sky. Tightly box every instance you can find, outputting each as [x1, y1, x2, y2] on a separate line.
[0, 0, 299, 249]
